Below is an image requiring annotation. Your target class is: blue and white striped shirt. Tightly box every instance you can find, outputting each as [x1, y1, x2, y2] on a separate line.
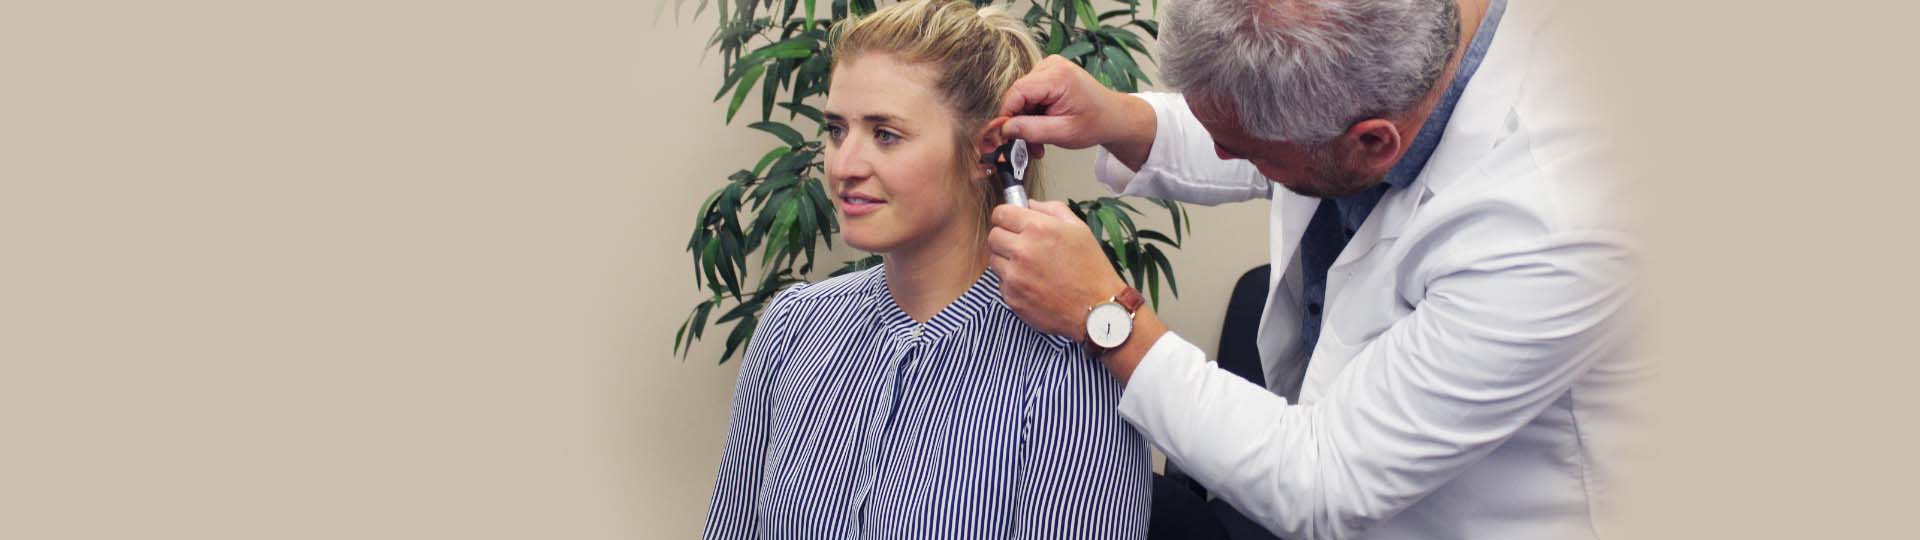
[702, 265, 1152, 539]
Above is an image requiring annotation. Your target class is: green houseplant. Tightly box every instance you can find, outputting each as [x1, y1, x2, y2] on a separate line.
[673, 0, 1193, 363]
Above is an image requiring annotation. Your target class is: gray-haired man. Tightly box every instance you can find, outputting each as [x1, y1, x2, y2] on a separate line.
[986, 0, 1647, 538]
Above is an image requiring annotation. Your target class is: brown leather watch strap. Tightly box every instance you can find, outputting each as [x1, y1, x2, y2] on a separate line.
[1115, 287, 1145, 314]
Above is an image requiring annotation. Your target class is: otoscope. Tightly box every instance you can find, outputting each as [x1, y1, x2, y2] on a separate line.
[985, 139, 1031, 208]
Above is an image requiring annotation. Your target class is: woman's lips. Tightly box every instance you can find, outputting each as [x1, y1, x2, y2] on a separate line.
[838, 194, 885, 217]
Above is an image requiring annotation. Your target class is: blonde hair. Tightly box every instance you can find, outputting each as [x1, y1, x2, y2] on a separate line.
[828, 0, 1046, 232]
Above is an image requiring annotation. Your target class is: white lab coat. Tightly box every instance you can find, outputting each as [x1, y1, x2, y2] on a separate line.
[1091, 1, 1649, 539]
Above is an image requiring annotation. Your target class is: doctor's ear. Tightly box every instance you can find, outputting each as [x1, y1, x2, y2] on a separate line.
[1337, 119, 1405, 177]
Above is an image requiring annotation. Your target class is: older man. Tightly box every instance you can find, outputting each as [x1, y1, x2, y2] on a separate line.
[986, 0, 1646, 538]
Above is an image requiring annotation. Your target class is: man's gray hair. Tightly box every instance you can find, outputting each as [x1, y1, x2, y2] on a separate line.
[1160, 0, 1460, 144]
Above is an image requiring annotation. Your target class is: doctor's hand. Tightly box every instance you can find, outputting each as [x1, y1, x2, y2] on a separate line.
[997, 56, 1158, 169]
[987, 200, 1129, 342]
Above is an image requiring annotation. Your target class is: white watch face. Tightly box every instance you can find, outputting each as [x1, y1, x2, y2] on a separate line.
[1086, 302, 1133, 349]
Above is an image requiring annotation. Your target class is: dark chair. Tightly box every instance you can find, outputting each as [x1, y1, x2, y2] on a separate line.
[1148, 265, 1282, 540]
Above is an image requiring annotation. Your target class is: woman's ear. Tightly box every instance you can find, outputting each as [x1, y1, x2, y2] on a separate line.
[971, 118, 1010, 180]
[975, 117, 1009, 159]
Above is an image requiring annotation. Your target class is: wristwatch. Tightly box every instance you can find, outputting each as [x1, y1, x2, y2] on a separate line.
[1085, 287, 1146, 355]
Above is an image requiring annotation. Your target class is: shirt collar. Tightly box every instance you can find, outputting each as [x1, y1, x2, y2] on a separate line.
[873, 266, 1004, 345]
[1380, 0, 1507, 190]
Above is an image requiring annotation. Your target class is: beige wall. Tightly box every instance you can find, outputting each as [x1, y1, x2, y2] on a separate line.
[7, 0, 1919, 539]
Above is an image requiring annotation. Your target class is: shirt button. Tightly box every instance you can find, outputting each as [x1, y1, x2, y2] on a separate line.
[1307, 303, 1323, 316]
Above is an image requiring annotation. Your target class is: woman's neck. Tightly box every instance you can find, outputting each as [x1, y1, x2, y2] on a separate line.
[883, 226, 989, 323]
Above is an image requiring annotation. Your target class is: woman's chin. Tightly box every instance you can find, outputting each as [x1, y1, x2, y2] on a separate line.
[841, 229, 897, 255]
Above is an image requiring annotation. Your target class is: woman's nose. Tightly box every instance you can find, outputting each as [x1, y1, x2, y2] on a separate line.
[826, 138, 872, 182]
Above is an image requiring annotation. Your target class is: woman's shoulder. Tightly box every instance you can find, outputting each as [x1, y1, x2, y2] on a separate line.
[764, 264, 886, 317]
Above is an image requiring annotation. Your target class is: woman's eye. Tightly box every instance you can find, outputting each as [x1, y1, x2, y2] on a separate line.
[874, 129, 900, 145]
[824, 124, 846, 143]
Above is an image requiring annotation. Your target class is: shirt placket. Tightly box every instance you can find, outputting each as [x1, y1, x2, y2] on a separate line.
[846, 323, 925, 537]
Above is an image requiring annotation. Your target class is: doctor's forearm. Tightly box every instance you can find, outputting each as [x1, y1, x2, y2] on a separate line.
[1100, 306, 1167, 386]
[1099, 93, 1159, 172]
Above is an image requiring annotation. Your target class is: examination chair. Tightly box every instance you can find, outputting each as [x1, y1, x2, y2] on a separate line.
[1148, 264, 1285, 540]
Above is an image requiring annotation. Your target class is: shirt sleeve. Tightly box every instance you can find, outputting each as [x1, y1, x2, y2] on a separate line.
[1014, 344, 1154, 540]
[1115, 230, 1635, 540]
[701, 284, 808, 540]
[1092, 92, 1274, 206]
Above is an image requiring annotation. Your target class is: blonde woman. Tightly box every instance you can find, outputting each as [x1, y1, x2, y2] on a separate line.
[700, 1, 1151, 538]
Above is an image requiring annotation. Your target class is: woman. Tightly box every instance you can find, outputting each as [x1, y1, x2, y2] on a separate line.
[700, 1, 1151, 538]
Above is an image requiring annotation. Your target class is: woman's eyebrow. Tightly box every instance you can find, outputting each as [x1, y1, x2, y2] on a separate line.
[822, 110, 906, 125]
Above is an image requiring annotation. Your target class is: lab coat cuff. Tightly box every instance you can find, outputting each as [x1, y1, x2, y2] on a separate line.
[1116, 331, 1205, 429]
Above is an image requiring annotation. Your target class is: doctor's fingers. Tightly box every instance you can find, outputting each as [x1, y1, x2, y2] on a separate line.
[986, 226, 1027, 262]
[997, 56, 1076, 118]
[1029, 200, 1075, 221]
[997, 58, 1105, 150]
[991, 203, 1050, 234]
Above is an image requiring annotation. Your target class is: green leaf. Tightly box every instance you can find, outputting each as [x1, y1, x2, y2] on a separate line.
[1083, 203, 1106, 239]
[1151, 198, 1184, 243]
[1125, 240, 1145, 288]
[780, 102, 824, 125]
[720, 313, 756, 364]
[1103, 46, 1151, 86]
[764, 198, 799, 267]
[805, 178, 837, 243]
[1097, 8, 1132, 21]
[715, 296, 760, 324]
[1046, 20, 1066, 54]
[749, 121, 805, 147]
[700, 237, 721, 291]
[1127, 18, 1158, 39]
[1109, 204, 1139, 236]
[1099, 53, 1133, 92]
[726, 63, 766, 124]
[713, 61, 749, 102]
[674, 310, 692, 355]
[794, 197, 818, 271]
[759, 61, 782, 123]
[1074, 0, 1099, 30]
[752, 146, 791, 177]
[686, 299, 715, 353]
[1136, 229, 1179, 247]
[717, 232, 742, 298]
[1145, 256, 1161, 307]
[1058, 41, 1096, 60]
[1102, 211, 1127, 268]
[1147, 243, 1179, 297]
[1102, 197, 1140, 213]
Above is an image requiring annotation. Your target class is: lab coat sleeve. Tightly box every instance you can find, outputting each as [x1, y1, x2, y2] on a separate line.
[1092, 92, 1274, 205]
[1115, 229, 1635, 540]
[700, 284, 807, 540]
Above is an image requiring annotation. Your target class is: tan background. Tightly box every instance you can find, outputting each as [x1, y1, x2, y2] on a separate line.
[2, 0, 1915, 538]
